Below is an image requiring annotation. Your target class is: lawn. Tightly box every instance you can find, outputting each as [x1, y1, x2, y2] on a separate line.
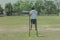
[0, 16, 60, 26]
[0, 31, 60, 40]
[0, 16, 60, 40]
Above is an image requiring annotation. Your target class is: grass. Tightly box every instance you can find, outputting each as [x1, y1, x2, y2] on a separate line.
[37, 16, 60, 25]
[0, 31, 60, 40]
[0, 16, 60, 40]
[0, 16, 60, 26]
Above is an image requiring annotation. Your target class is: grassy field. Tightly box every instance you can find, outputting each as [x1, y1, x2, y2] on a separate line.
[0, 16, 60, 26]
[0, 16, 60, 40]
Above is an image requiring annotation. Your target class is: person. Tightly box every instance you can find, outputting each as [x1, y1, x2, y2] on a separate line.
[29, 7, 38, 36]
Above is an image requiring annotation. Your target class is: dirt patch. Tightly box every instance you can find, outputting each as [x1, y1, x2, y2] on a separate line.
[0, 24, 60, 33]
[46, 28, 60, 31]
[0, 26, 28, 33]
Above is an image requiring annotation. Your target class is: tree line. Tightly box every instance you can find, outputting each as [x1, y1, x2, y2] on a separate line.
[0, 0, 60, 16]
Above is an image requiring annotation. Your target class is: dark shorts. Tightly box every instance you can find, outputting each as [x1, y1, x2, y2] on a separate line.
[31, 19, 37, 24]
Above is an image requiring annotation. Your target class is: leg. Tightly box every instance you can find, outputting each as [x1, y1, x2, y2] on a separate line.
[35, 23, 38, 37]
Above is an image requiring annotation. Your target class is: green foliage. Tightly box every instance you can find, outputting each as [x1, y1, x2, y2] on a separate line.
[0, 5, 3, 12]
[5, 3, 13, 16]
[44, 1, 58, 15]
[13, 1, 21, 15]
[0, 5, 4, 16]
[22, 1, 32, 11]
[34, 0, 44, 15]
[3, 0, 60, 16]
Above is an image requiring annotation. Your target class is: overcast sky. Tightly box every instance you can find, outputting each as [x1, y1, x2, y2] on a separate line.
[0, 0, 36, 8]
[0, 0, 18, 8]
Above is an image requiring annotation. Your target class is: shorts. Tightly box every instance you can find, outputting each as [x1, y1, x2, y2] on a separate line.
[31, 19, 37, 24]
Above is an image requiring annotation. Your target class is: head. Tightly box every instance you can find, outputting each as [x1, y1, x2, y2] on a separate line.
[31, 7, 35, 10]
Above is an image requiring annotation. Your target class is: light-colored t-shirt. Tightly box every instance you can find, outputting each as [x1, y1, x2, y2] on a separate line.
[30, 10, 37, 19]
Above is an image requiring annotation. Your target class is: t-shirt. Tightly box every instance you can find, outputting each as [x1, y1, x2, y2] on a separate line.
[30, 10, 37, 19]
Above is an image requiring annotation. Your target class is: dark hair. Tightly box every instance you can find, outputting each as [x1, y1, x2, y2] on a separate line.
[31, 7, 35, 10]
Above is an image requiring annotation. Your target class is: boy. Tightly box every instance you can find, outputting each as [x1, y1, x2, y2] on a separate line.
[29, 7, 38, 36]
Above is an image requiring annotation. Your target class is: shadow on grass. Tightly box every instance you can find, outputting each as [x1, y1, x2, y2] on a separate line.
[37, 35, 45, 37]
[29, 35, 45, 37]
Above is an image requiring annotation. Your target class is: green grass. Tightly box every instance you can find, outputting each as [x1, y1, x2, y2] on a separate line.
[0, 16, 60, 27]
[0, 16, 28, 25]
[0, 16, 60, 40]
[0, 31, 60, 40]
[37, 16, 60, 25]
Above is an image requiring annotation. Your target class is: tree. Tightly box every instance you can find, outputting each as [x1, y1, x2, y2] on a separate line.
[44, 1, 58, 15]
[13, 0, 25, 15]
[34, 0, 44, 15]
[22, 1, 33, 11]
[13, 0, 34, 15]
[5, 3, 13, 16]
[0, 5, 4, 16]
